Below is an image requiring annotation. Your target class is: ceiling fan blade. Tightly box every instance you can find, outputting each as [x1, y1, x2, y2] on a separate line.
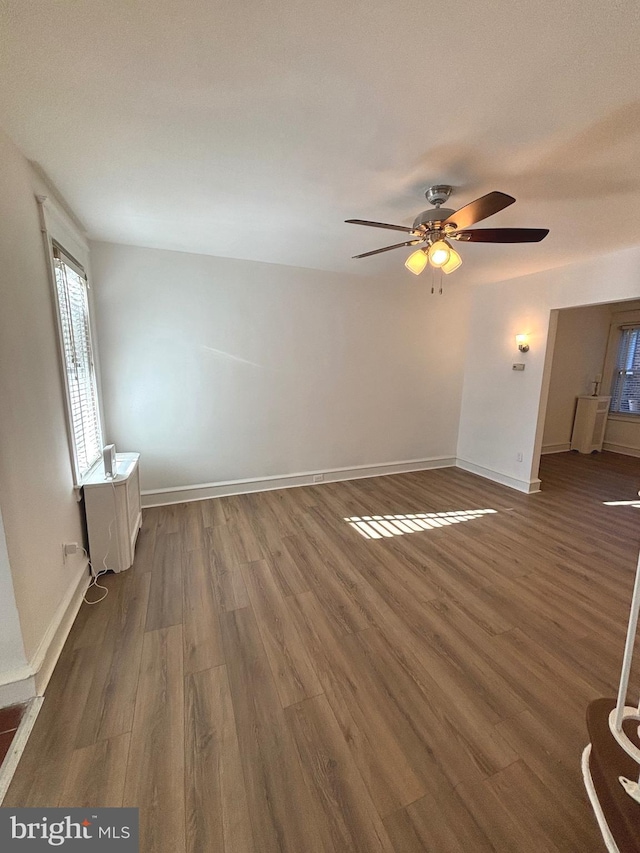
[443, 191, 516, 230]
[455, 228, 549, 243]
[352, 240, 420, 259]
[345, 219, 416, 234]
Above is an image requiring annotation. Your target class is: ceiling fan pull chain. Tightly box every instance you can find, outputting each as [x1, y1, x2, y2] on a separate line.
[430, 266, 435, 294]
[439, 268, 443, 295]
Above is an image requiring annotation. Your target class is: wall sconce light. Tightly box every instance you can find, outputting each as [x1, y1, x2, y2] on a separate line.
[516, 334, 530, 352]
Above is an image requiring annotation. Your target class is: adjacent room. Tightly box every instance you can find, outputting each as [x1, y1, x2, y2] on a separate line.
[1, 1, 640, 851]
[541, 301, 640, 459]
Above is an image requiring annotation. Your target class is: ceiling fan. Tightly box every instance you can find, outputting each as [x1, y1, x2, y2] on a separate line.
[346, 185, 549, 280]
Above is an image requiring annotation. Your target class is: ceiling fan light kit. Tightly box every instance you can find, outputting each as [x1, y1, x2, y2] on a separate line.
[427, 239, 451, 267]
[346, 185, 549, 292]
[441, 245, 462, 274]
[404, 248, 429, 275]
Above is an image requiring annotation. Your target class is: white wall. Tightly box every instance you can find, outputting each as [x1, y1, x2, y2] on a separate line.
[541, 305, 612, 452]
[0, 129, 89, 683]
[91, 242, 471, 496]
[456, 247, 640, 491]
[0, 509, 30, 704]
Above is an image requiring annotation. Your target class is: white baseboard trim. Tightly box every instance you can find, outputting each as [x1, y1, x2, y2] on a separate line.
[141, 456, 457, 507]
[32, 561, 90, 695]
[0, 562, 90, 707]
[0, 697, 44, 804]
[456, 458, 541, 494]
[603, 442, 640, 458]
[541, 443, 571, 455]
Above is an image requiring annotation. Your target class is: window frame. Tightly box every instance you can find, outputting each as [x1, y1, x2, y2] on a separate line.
[51, 241, 104, 481]
[603, 308, 640, 421]
[609, 325, 640, 416]
[37, 194, 105, 487]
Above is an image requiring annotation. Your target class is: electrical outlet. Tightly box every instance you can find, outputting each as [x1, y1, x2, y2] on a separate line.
[516, 452, 523, 462]
[313, 473, 324, 483]
[63, 542, 78, 562]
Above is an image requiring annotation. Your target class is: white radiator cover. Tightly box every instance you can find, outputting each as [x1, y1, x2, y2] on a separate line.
[570, 396, 611, 454]
[83, 452, 142, 573]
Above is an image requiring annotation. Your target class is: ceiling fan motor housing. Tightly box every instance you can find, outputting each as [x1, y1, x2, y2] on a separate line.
[412, 207, 456, 230]
[413, 185, 455, 231]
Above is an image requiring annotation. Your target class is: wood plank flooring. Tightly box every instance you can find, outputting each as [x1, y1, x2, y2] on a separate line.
[6, 451, 640, 852]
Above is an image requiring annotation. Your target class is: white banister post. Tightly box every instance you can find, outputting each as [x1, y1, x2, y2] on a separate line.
[614, 549, 640, 730]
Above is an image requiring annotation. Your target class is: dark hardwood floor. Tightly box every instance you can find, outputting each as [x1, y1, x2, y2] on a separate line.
[6, 451, 640, 851]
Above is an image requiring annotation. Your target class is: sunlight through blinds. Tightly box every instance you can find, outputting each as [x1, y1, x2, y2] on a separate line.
[53, 245, 103, 479]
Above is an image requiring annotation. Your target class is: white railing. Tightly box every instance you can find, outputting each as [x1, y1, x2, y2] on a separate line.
[609, 548, 640, 803]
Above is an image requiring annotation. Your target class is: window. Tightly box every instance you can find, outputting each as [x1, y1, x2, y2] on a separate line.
[610, 326, 640, 415]
[52, 243, 103, 480]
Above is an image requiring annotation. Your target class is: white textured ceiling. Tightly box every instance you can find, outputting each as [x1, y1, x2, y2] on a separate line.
[1, 0, 640, 283]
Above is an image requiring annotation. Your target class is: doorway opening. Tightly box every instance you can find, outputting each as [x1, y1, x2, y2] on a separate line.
[533, 298, 640, 483]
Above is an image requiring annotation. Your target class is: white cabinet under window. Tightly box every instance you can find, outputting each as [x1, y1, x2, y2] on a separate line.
[83, 453, 142, 573]
[571, 396, 611, 454]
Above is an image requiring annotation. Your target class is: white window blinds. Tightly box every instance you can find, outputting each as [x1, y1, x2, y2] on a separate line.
[52, 244, 103, 479]
[611, 326, 640, 415]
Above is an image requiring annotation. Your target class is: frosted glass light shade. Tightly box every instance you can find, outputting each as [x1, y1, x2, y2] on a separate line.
[442, 247, 462, 274]
[405, 249, 428, 275]
[428, 240, 451, 267]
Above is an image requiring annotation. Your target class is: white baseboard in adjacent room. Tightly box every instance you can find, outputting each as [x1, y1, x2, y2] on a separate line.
[456, 458, 541, 494]
[603, 442, 640, 458]
[541, 443, 571, 455]
[141, 456, 458, 507]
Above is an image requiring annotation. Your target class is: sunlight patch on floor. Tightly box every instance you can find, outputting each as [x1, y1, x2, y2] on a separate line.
[603, 500, 640, 508]
[344, 509, 497, 539]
